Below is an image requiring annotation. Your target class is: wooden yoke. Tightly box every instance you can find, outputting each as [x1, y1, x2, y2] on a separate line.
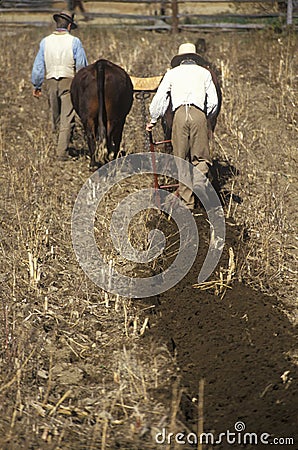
[130, 75, 163, 93]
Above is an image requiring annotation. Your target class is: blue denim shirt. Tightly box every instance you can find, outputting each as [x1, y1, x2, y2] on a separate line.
[31, 29, 88, 89]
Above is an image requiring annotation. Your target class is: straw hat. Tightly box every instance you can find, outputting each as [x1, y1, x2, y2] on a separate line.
[53, 11, 77, 29]
[171, 43, 204, 68]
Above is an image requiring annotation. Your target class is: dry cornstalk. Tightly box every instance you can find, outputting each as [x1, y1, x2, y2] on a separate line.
[166, 377, 183, 450]
[48, 389, 72, 416]
[27, 250, 41, 284]
[140, 317, 149, 335]
[197, 378, 205, 450]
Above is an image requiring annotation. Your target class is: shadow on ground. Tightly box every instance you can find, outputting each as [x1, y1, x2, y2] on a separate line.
[144, 216, 297, 449]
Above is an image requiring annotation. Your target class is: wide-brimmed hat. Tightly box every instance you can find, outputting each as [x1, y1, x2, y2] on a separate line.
[53, 11, 77, 29]
[171, 43, 203, 68]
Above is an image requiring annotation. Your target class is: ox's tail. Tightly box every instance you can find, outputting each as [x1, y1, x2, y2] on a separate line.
[95, 60, 107, 154]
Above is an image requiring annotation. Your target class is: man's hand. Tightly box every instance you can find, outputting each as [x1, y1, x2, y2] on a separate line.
[146, 122, 156, 132]
[33, 88, 42, 98]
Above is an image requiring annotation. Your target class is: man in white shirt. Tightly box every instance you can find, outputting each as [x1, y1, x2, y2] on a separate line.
[146, 43, 219, 210]
[31, 11, 88, 161]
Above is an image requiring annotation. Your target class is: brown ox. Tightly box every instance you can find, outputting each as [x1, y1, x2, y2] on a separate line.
[71, 59, 133, 168]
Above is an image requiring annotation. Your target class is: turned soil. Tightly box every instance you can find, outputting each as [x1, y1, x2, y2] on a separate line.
[147, 216, 298, 447]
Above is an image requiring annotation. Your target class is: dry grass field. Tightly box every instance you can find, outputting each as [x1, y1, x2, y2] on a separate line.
[0, 22, 297, 450]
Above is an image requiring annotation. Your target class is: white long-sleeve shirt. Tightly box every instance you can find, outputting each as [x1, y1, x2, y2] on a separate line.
[149, 63, 218, 123]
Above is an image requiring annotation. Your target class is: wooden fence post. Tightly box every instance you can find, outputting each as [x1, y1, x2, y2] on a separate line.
[287, 0, 293, 25]
[171, 0, 179, 33]
[160, 0, 166, 17]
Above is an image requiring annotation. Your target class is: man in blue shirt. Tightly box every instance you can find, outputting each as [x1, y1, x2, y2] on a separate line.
[31, 11, 88, 161]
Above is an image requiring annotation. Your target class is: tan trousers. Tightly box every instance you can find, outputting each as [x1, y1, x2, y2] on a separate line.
[172, 105, 211, 209]
[47, 78, 75, 156]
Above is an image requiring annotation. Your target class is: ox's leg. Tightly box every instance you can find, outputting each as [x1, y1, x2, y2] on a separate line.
[95, 136, 108, 165]
[84, 118, 97, 169]
[106, 120, 125, 161]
